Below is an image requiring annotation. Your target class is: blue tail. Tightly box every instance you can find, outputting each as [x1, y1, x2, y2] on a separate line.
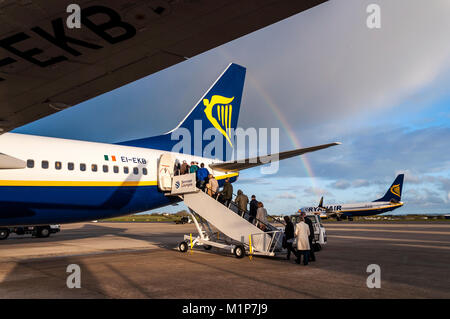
[373, 174, 404, 202]
[117, 63, 246, 161]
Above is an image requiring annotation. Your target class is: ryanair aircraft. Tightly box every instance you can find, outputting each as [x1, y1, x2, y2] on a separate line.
[300, 174, 405, 220]
[0, 63, 339, 238]
[0, 0, 332, 239]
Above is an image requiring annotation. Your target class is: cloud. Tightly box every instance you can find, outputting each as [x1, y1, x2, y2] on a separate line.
[276, 192, 297, 199]
[304, 187, 332, 197]
[308, 126, 450, 180]
[12, 1, 450, 215]
[235, 177, 271, 185]
[352, 179, 370, 187]
[330, 180, 351, 189]
[329, 178, 371, 190]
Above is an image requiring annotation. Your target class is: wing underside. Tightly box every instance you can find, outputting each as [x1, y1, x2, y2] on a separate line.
[0, 0, 327, 132]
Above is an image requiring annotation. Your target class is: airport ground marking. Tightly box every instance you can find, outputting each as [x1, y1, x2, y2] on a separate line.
[249, 235, 253, 261]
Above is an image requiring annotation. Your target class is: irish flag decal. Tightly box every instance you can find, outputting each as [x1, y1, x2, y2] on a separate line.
[104, 155, 117, 161]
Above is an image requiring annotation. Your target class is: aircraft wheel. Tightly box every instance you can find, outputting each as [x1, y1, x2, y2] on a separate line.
[203, 245, 212, 250]
[0, 228, 9, 240]
[36, 226, 50, 238]
[179, 241, 189, 253]
[234, 245, 245, 258]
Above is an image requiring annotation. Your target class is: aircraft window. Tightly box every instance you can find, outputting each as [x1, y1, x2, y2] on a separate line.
[27, 159, 34, 168]
[113, 166, 119, 173]
[142, 168, 148, 175]
[124, 166, 129, 174]
[133, 167, 139, 175]
[103, 165, 108, 173]
[42, 161, 49, 169]
[68, 162, 74, 171]
[91, 164, 98, 172]
[55, 161, 62, 170]
[80, 163, 86, 171]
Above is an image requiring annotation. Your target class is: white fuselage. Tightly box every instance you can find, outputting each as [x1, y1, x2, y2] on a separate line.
[0, 133, 237, 226]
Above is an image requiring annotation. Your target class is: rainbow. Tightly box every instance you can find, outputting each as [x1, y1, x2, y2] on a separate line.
[246, 74, 318, 191]
[214, 50, 320, 194]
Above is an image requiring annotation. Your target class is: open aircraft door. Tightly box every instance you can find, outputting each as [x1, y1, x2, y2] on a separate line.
[157, 153, 175, 191]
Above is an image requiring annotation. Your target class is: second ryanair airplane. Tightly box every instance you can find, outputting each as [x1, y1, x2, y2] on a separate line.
[300, 174, 405, 220]
[0, 63, 340, 238]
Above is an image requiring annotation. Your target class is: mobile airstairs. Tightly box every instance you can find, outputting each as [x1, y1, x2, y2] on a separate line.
[166, 172, 285, 258]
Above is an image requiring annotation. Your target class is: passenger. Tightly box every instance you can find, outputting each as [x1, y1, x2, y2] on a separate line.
[302, 212, 316, 262]
[220, 177, 233, 207]
[283, 216, 297, 260]
[196, 163, 209, 190]
[206, 174, 219, 197]
[189, 161, 199, 175]
[180, 160, 189, 175]
[256, 202, 268, 231]
[174, 161, 181, 176]
[235, 189, 249, 217]
[294, 216, 311, 265]
[249, 195, 258, 224]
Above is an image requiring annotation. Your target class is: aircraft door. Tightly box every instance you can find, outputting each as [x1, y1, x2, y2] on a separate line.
[158, 153, 175, 191]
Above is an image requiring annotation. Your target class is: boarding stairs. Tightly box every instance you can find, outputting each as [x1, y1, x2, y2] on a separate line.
[167, 173, 284, 257]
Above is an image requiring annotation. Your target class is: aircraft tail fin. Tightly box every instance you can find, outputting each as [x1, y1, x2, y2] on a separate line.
[117, 63, 246, 161]
[318, 196, 324, 208]
[373, 174, 404, 202]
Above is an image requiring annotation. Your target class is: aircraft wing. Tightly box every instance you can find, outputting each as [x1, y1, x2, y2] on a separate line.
[210, 142, 341, 172]
[0, 0, 327, 133]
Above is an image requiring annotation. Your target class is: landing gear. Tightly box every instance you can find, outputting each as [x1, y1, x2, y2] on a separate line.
[0, 228, 9, 240]
[233, 245, 245, 259]
[178, 241, 189, 253]
[203, 245, 212, 250]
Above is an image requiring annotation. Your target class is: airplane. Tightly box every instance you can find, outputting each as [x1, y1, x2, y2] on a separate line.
[299, 174, 405, 221]
[0, 63, 340, 239]
[0, 0, 331, 240]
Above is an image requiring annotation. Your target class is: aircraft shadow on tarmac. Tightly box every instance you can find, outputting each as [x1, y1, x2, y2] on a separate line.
[1, 223, 450, 298]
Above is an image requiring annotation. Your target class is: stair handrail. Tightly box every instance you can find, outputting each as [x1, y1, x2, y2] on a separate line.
[201, 186, 280, 232]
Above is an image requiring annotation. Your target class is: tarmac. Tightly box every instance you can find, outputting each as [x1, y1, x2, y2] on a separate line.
[0, 221, 449, 298]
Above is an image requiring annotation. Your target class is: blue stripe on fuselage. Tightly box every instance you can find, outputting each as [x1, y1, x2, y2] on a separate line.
[0, 176, 236, 226]
[341, 205, 401, 217]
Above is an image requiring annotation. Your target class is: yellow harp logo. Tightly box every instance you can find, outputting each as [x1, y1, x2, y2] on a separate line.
[390, 184, 401, 197]
[203, 95, 234, 147]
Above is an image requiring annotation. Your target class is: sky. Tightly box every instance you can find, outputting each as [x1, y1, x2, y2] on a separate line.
[14, 0, 450, 215]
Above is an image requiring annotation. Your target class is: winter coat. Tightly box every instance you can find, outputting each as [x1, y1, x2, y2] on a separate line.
[189, 165, 199, 174]
[249, 199, 258, 217]
[221, 182, 233, 200]
[235, 190, 249, 211]
[180, 163, 189, 175]
[304, 217, 315, 241]
[256, 207, 268, 224]
[294, 221, 310, 251]
[208, 178, 219, 194]
[284, 221, 295, 240]
[196, 167, 209, 181]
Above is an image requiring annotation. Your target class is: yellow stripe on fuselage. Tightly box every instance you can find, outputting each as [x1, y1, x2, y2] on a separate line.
[0, 173, 239, 187]
[0, 180, 157, 187]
